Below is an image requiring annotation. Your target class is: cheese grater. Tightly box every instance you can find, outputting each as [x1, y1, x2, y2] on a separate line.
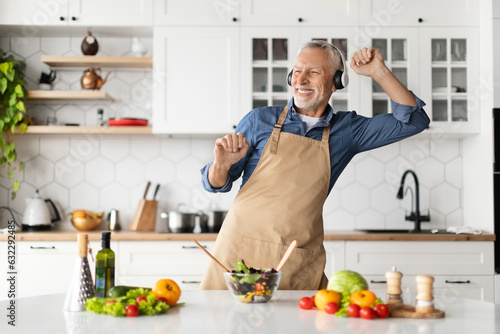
[64, 233, 96, 312]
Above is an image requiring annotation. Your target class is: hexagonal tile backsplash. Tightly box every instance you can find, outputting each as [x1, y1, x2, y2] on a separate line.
[0, 35, 464, 232]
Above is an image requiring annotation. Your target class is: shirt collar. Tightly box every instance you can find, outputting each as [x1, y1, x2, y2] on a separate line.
[287, 97, 334, 127]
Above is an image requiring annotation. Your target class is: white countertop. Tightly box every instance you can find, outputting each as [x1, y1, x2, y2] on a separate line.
[2, 291, 500, 333]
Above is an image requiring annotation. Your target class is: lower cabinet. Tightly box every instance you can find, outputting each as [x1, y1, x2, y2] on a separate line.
[118, 241, 215, 291]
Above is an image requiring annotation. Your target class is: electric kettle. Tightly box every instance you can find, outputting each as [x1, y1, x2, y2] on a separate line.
[22, 190, 61, 231]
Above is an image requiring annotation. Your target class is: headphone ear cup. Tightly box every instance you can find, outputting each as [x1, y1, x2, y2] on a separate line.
[333, 70, 344, 90]
[287, 70, 293, 86]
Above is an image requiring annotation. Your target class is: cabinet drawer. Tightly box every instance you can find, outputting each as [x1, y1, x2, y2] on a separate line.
[119, 241, 214, 276]
[346, 241, 494, 276]
[364, 274, 494, 304]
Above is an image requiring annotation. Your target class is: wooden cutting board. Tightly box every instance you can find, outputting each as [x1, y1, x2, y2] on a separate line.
[389, 304, 445, 319]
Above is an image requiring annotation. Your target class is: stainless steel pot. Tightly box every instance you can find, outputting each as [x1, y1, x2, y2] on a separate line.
[200, 210, 227, 233]
[159, 211, 201, 233]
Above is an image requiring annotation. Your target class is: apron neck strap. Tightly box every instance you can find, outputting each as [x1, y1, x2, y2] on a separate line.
[270, 105, 331, 154]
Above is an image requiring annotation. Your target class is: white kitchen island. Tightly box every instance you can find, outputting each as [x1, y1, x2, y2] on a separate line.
[1, 290, 499, 333]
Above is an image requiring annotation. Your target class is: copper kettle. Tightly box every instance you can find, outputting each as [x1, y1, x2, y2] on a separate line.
[81, 67, 110, 90]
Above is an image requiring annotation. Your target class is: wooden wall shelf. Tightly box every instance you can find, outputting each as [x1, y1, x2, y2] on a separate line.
[27, 90, 114, 102]
[41, 55, 153, 68]
[17, 126, 152, 135]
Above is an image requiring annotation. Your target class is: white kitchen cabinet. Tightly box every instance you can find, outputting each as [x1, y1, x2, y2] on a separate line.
[359, 0, 479, 27]
[153, 27, 239, 134]
[0, 240, 109, 301]
[419, 27, 480, 134]
[240, 0, 359, 27]
[154, 0, 240, 26]
[118, 241, 215, 290]
[0, 0, 153, 26]
[323, 241, 345, 277]
[345, 241, 494, 303]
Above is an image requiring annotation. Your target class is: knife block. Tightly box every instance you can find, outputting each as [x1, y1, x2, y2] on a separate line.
[130, 199, 157, 231]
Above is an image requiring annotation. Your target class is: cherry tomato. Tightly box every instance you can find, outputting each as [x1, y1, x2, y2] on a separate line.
[105, 300, 117, 306]
[136, 296, 147, 304]
[310, 295, 316, 307]
[346, 304, 361, 318]
[374, 304, 390, 318]
[324, 302, 339, 314]
[359, 306, 376, 320]
[125, 304, 139, 317]
[298, 297, 314, 310]
[155, 297, 168, 304]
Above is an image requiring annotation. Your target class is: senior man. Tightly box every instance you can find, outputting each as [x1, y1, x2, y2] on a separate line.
[200, 41, 430, 290]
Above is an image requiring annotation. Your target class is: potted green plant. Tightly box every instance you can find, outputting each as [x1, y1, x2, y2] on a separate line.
[0, 48, 29, 199]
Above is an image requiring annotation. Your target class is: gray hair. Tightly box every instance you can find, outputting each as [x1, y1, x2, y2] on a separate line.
[297, 40, 343, 76]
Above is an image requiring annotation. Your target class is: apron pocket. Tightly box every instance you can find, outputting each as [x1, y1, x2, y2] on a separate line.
[238, 237, 324, 290]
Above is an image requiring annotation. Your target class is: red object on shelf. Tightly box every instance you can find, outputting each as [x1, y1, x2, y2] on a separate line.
[108, 118, 148, 126]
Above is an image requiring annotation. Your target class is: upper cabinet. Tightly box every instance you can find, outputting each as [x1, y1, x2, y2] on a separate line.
[154, 0, 240, 26]
[240, 0, 359, 26]
[0, 0, 153, 26]
[359, 0, 479, 27]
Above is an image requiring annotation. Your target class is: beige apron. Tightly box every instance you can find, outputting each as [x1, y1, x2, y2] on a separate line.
[200, 105, 331, 290]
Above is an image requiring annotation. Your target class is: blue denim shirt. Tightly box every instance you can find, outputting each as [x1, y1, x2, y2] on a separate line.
[201, 92, 430, 194]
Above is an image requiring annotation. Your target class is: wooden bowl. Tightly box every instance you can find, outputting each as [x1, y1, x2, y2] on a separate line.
[71, 217, 101, 231]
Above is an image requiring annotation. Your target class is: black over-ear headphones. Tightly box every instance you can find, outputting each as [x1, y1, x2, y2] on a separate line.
[287, 43, 349, 90]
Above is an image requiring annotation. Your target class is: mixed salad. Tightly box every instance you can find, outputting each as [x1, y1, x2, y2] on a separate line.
[225, 259, 281, 303]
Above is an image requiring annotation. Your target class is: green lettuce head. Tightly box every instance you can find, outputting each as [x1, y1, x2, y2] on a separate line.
[327, 270, 369, 310]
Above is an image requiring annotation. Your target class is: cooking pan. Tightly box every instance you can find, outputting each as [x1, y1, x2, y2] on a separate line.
[199, 210, 227, 233]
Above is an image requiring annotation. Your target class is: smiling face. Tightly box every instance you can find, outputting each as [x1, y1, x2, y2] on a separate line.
[291, 47, 336, 117]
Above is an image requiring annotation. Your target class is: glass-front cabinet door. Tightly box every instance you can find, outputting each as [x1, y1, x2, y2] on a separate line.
[240, 28, 299, 118]
[358, 28, 419, 118]
[299, 28, 361, 114]
[420, 28, 479, 134]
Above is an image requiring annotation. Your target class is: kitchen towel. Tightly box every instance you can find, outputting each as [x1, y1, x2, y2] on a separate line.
[446, 226, 482, 234]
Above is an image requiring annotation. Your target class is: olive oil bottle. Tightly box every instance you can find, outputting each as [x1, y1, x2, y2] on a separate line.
[95, 231, 115, 298]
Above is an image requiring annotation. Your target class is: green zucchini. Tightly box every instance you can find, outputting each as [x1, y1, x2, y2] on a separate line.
[107, 285, 149, 298]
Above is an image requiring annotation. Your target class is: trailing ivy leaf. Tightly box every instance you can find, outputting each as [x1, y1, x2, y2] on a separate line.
[19, 122, 28, 134]
[8, 172, 14, 178]
[4, 69, 14, 82]
[0, 136, 4, 149]
[13, 181, 20, 192]
[14, 83, 24, 97]
[0, 77, 7, 94]
[0, 62, 9, 75]
[19, 161, 25, 170]
[10, 123, 15, 135]
[9, 92, 17, 107]
[16, 100, 25, 113]
[0, 120, 4, 132]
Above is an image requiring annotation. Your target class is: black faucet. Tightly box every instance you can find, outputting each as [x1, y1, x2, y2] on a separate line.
[396, 170, 430, 232]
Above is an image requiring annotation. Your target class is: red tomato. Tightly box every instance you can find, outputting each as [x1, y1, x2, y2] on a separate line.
[359, 307, 376, 320]
[324, 302, 339, 314]
[374, 304, 390, 318]
[310, 295, 316, 307]
[346, 304, 361, 318]
[136, 296, 147, 304]
[156, 297, 168, 304]
[125, 304, 139, 317]
[105, 300, 117, 306]
[298, 297, 314, 310]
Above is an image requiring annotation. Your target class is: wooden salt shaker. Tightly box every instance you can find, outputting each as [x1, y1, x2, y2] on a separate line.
[415, 275, 435, 313]
[385, 267, 403, 305]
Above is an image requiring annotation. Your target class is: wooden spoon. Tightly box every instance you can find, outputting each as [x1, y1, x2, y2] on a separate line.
[194, 240, 229, 272]
[276, 240, 297, 272]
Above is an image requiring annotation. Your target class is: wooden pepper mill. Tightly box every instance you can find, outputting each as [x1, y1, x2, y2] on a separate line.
[385, 267, 403, 305]
[415, 275, 435, 314]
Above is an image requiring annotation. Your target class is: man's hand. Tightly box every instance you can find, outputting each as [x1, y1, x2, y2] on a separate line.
[208, 132, 249, 188]
[349, 46, 417, 107]
[349, 47, 387, 78]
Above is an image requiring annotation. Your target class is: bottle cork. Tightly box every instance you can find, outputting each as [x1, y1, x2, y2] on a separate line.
[385, 267, 403, 304]
[415, 275, 435, 313]
[78, 233, 88, 258]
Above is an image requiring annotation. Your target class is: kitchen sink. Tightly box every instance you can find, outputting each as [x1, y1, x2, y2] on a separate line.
[357, 229, 453, 234]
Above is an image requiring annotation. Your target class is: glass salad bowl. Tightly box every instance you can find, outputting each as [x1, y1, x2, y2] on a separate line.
[224, 270, 282, 303]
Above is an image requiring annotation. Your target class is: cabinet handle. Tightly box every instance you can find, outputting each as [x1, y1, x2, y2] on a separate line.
[182, 280, 201, 284]
[232, 17, 237, 22]
[59, 16, 65, 21]
[298, 17, 303, 23]
[370, 280, 387, 284]
[182, 245, 206, 249]
[30, 246, 55, 250]
[418, 18, 423, 23]
[445, 280, 471, 284]
[71, 16, 77, 21]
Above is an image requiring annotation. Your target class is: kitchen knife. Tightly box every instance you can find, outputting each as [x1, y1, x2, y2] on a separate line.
[143, 181, 151, 199]
[152, 184, 160, 200]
